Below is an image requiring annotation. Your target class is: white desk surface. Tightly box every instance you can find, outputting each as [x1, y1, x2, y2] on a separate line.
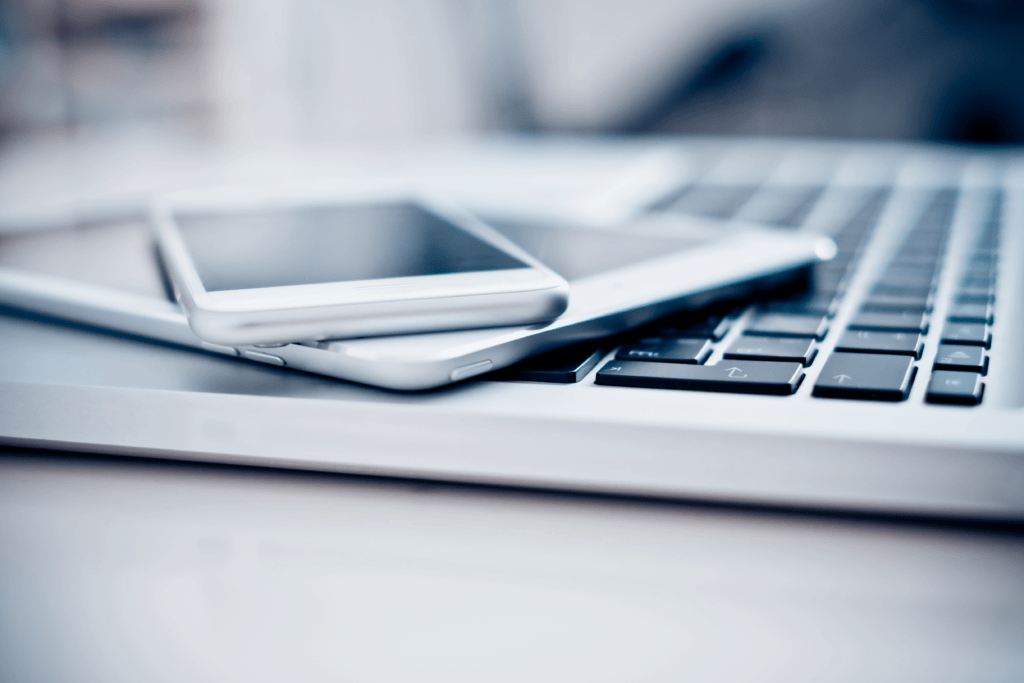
[1, 449, 1021, 683]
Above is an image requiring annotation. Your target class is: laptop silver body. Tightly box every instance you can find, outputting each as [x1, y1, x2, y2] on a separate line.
[1, 137, 1022, 521]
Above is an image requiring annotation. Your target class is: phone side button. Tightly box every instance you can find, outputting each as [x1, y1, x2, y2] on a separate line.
[201, 342, 239, 357]
[450, 360, 492, 382]
[241, 350, 286, 367]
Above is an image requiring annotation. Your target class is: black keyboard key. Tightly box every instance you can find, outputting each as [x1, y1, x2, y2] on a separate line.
[659, 316, 731, 341]
[902, 229, 949, 242]
[617, 338, 712, 364]
[881, 264, 936, 280]
[875, 273, 936, 290]
[812, 352, 916, 401]
[890, 251, 941, 266]
[862, 292, 933, 311]
[835, 330, 923, 358]
[872, 283, 933, 297]
[963, 264, 997, 279]
[947, 302, 994, 324]
[957, 283, 995, 298]
[926, 371, 984, 406]
[933, 344, 987, 374]
[902, 241, 945, 254]
[724, 335, 817, 365]
[961, 274, 996, 289]
[941, 322, 991, 348]
[849, 310, 928, 333]
[956, 291, 995, 304]
[490, 344, 605, 384]
[596, 359, 804, 395]
[969, 254, 998, 268]
[746, 313, 829, 339]
[762, 290, 840, 316]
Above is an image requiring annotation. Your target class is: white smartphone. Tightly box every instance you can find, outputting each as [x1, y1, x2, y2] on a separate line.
[151, 187, 570, 346]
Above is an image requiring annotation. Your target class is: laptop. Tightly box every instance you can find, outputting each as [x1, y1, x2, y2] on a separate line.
[1, 136, 1022, 521]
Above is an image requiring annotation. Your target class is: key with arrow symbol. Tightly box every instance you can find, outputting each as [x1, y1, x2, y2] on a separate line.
[934, 344, 986, 373]
[813, 352, 915, 401]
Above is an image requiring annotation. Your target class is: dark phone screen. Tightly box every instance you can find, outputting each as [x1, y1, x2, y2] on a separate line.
[175, 202, 530, 292]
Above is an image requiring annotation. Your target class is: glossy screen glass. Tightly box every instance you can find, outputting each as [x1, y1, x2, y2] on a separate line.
[486, 219, 699, 281]
[175, 202, 530, 292]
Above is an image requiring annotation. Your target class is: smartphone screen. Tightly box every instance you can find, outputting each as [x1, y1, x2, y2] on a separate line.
[174, 202, 531, 292]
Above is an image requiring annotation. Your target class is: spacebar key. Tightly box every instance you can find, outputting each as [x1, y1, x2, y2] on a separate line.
[596, 359, 804, 395]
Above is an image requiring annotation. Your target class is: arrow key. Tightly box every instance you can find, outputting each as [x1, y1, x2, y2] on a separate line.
[926, 371, 984, 406]
[813, 352, 916, 401]
[933, 344, 987, 374]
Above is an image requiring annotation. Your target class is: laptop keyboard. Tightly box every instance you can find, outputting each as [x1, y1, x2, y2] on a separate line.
[496, 177, 1003, 407]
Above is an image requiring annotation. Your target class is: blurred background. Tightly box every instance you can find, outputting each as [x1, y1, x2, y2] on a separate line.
[1, 0, 1022, 153]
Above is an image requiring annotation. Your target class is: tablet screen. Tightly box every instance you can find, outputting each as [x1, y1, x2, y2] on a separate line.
[487, 219, 696, 281]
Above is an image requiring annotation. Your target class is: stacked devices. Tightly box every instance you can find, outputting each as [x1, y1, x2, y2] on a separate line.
[0, 174, 825, 390]
[1, 137, 1022, 520]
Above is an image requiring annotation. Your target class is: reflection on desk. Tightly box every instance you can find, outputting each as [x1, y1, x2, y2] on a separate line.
[1, 450, 1022, 682]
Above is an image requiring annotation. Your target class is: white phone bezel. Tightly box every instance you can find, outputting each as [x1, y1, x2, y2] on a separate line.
[150, 184, 569, 345]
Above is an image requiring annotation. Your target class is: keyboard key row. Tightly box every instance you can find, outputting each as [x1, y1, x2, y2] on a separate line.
[814, 189, 956, 402]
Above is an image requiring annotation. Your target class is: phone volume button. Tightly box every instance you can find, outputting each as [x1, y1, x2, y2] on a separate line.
[449, 360, 492, 382]
[200, 342, 239, 357]
[241, 349, 286, 367]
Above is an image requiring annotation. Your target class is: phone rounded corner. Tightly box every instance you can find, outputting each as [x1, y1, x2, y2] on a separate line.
[814, 236, 838, 262]
[175, 296, 233, 346]
[189, 321, 247, 347]
[546, 280, 571, 319]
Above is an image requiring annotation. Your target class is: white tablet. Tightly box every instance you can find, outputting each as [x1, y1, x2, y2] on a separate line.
[0, 211, 831, 390]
